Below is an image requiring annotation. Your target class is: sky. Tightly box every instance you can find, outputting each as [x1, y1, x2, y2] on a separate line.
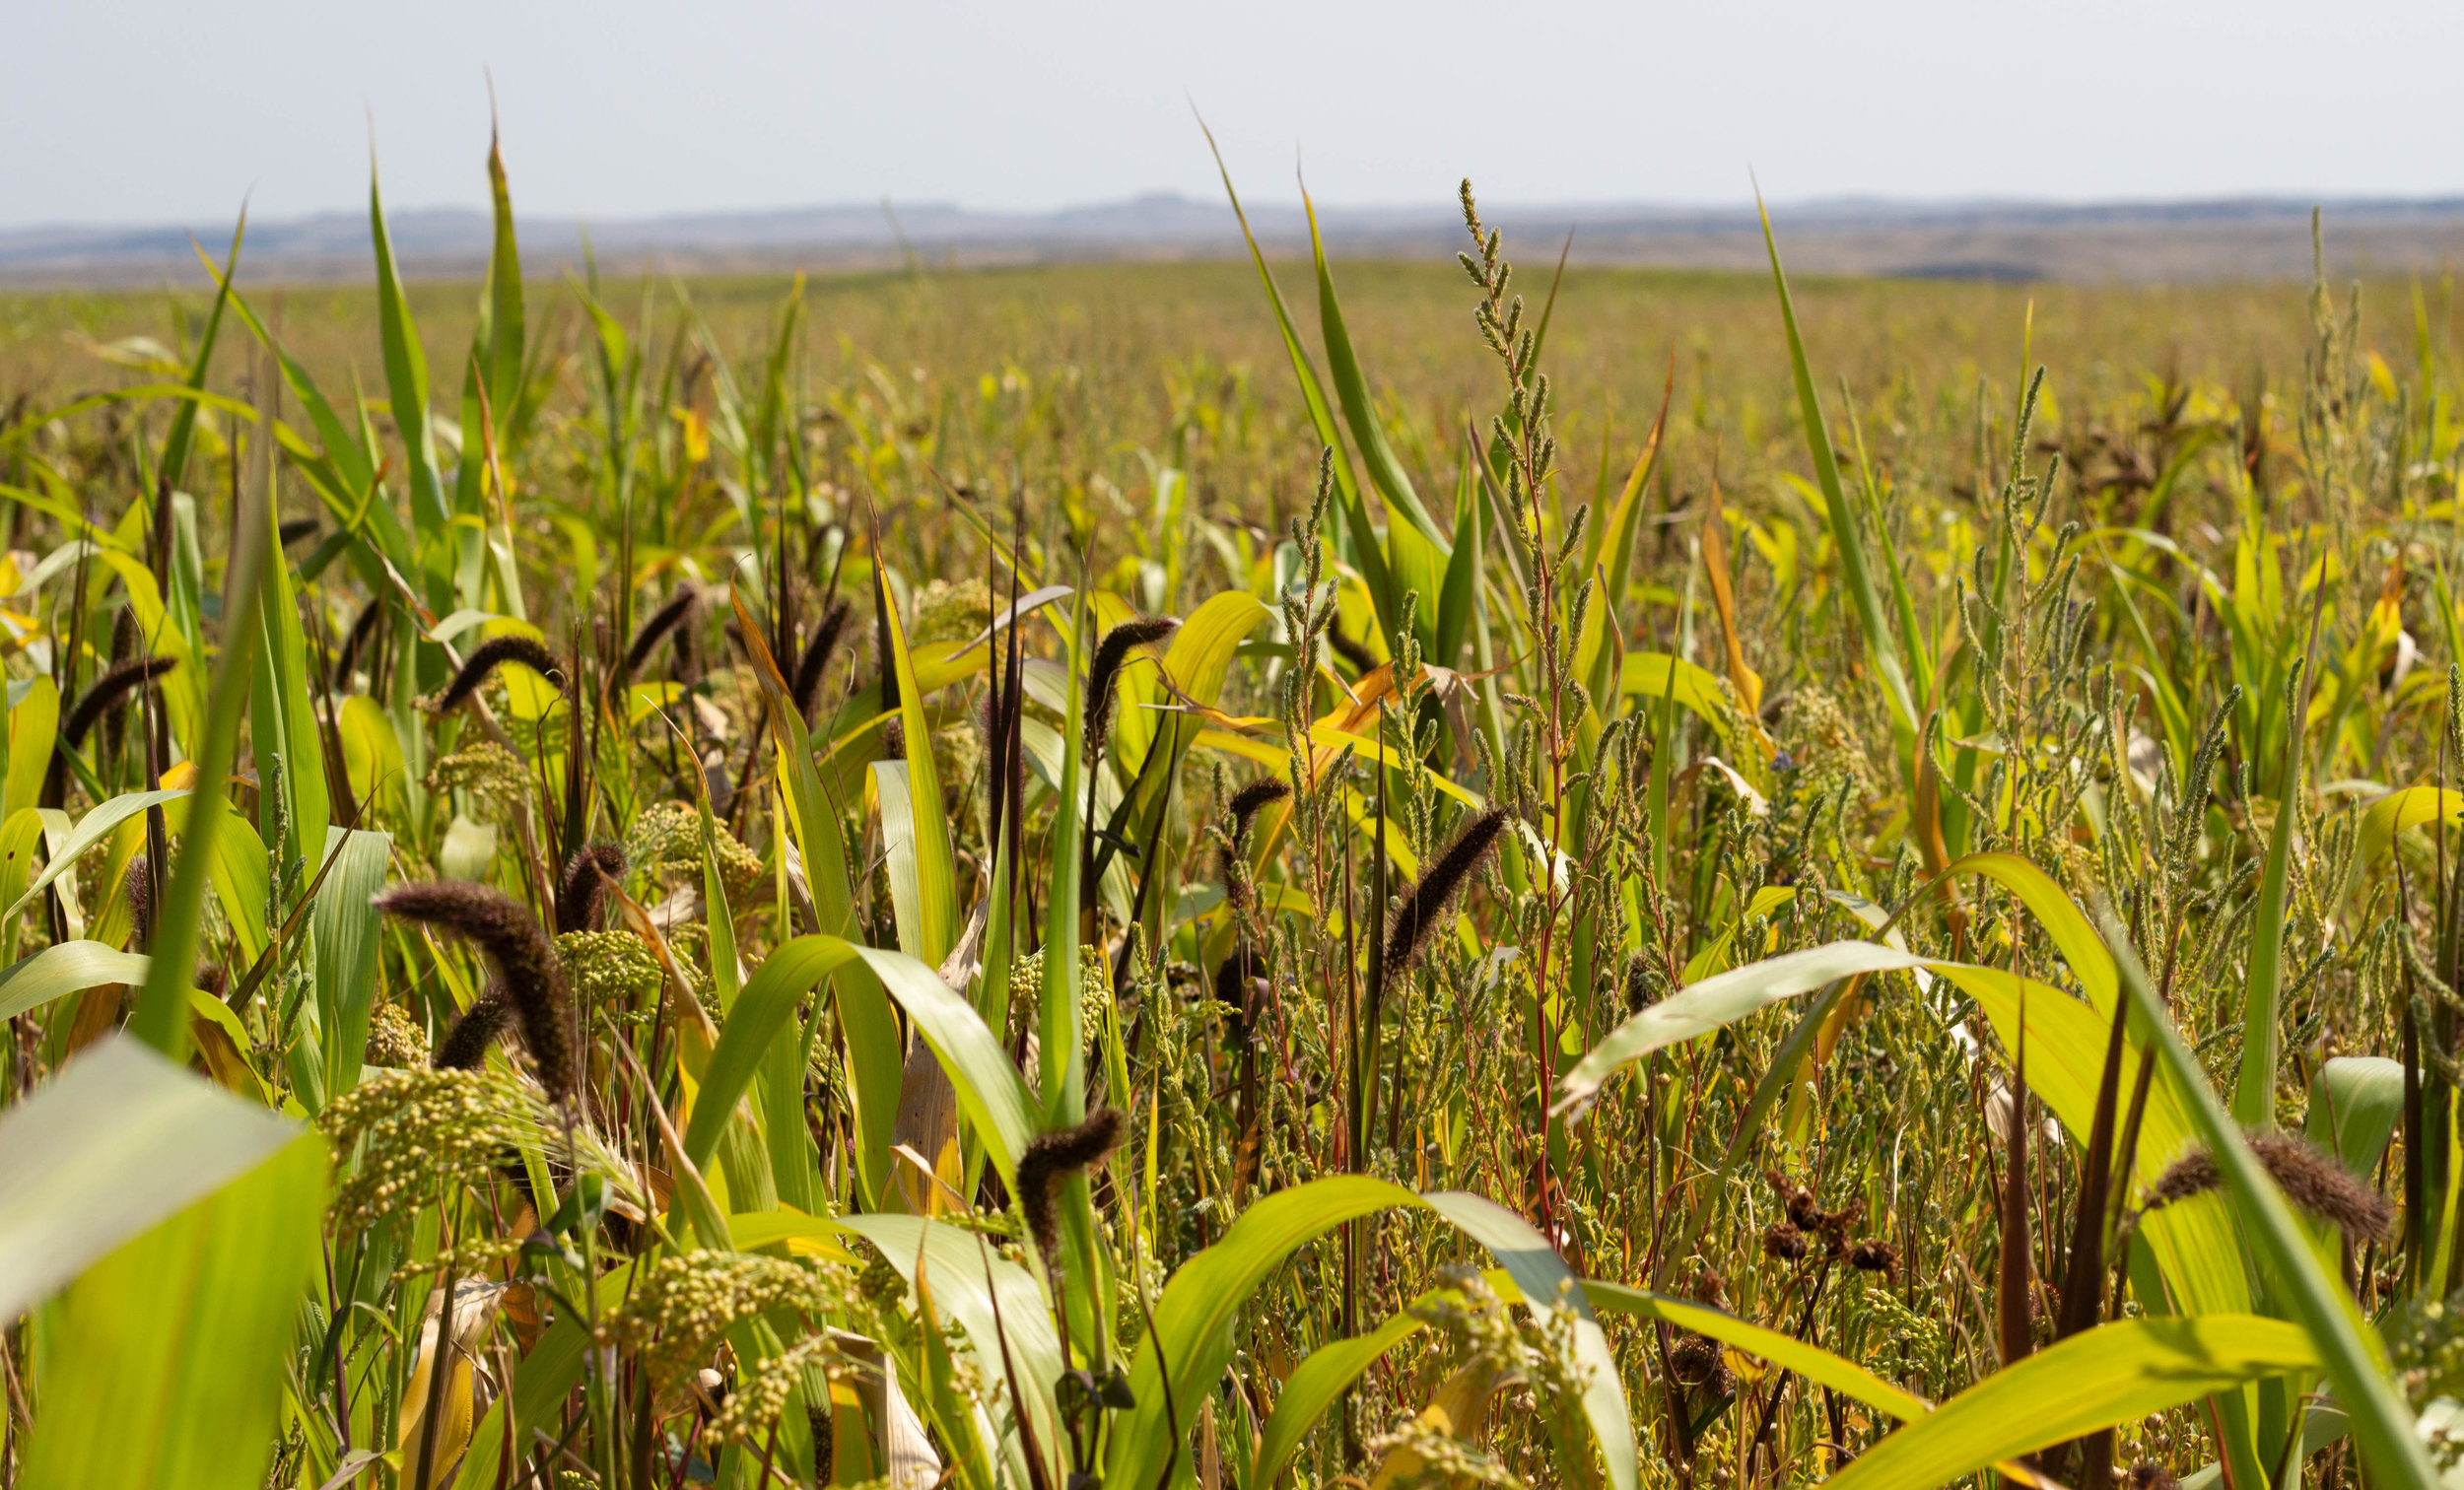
[7, 0, 2462, 231]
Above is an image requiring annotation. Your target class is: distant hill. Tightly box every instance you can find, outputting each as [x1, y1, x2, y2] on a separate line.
[6, 191, 2463, 289]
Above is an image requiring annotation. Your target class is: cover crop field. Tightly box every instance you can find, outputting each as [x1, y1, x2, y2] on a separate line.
[0, 145, 2459, 1490]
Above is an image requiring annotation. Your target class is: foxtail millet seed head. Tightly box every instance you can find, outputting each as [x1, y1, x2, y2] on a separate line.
[433, 635, 565, 713]
[555, 842, 627, 935]
[61, 654, 177, 748]
[2145, 1131, 2393, 1243]
[1082, 617, 1179, 766]
[1383, 807, 1509, 984]
[1016, 1106, 1127, 1263]
[376, 882, 575, 1102]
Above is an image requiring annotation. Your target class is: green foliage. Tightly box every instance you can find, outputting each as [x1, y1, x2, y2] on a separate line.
[2, 135, 2461, 1490]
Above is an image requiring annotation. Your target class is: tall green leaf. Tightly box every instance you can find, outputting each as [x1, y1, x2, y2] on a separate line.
[369, 164, 449, 537]
[1757, 195, 1914, 734]
[15, 1041, 325, 1490]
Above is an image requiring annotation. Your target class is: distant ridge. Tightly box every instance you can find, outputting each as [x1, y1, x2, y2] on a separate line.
[6, 191, 2463, 289]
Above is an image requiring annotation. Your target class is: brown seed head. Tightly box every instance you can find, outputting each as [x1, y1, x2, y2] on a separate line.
[1083, 617, 1179, 766]
[618, 588, 697, 690]
[792, 600, 852, 718]
[62, 655, 177, 748]
[1015, 1106, 1127, 1263]
[376, 882, 575, 1101]
[433, 983, 513, 1072]
[1383, 807, 1509, 984]
[121, 853, 153, 950]
[1847, 1238, 1899, 1279]
[434, 635, 566, 713]
[555, 842, 627, 935]
[2146, 1131, 2393, 1243]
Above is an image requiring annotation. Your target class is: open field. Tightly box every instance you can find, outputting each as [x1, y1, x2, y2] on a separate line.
[3, 174, 2464, 1490]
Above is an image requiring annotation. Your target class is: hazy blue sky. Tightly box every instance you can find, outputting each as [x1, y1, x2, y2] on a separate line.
[7, 0, 2460, 230]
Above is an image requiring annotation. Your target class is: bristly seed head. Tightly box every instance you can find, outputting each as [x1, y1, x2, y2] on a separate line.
[121, 853, 153, 950]
[433, 982, 512, 1071]
[555, 842, 627, 936]
[1383, 807, 1509, 984]
[2145, 1131, 2393, 1243]
[1227, 777, 1290, 842]
[1015, 1106, 1127, 1264]
[1847, 1238, 1898, 1279]
[61, 654, 177, 748]
[617, 588, 696, 689]
[1083, 617, 1179, 766]
[1212, 945, 1269, 1041]
[432, 635, 566, 713]
[376, 882, 576, 1102]
[1222, 777, 1291, 910]
[792, 599, 852, 718]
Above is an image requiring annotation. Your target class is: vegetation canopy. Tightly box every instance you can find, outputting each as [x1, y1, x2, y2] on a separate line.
[3, 124, 2463, 1490]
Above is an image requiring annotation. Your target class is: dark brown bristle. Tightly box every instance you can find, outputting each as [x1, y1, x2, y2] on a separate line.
[277, 516, 322, 548]
[1082, 617, 1179, 767]
[334, 599, 384, 690]
[555, 842, 626, 935]
[1227, 777, 1291, 841]
[197, 964, 229, 1002]
[1382, 807, 1509, 984]
[1212, 946, 1268, 1042]
[1015, 1106, 1127, 1262]
[1327, 626, 1377, 675]
[2145, 1131, 2393, 1242]
[375, 883, 574, 1101]
[792, 599, 852, 718]
[1847, 1238, 1898, 1278]
[122, 853, 152, 951]
[616, 588, 696, 690]
[435, 635, 566, 713]
[434, 983, 513, 1071]
[1222, 778, 1291, 912]
[61, 655, 177, 748]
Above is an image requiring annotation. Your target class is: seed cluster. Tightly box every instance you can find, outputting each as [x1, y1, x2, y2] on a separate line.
[623, 800, 765, 894]
[556, 928, 663, 1007]
[320, 1068, 539, 1235]
[425, 741, 533, 804]
[363, 1000, 432, 1067]
[599, 1250, 856, 1386]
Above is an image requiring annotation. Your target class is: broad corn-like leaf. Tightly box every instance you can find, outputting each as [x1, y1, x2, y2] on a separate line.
[1821, 1317, 2319, 1490]
[14, 1040, 325, 1490]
